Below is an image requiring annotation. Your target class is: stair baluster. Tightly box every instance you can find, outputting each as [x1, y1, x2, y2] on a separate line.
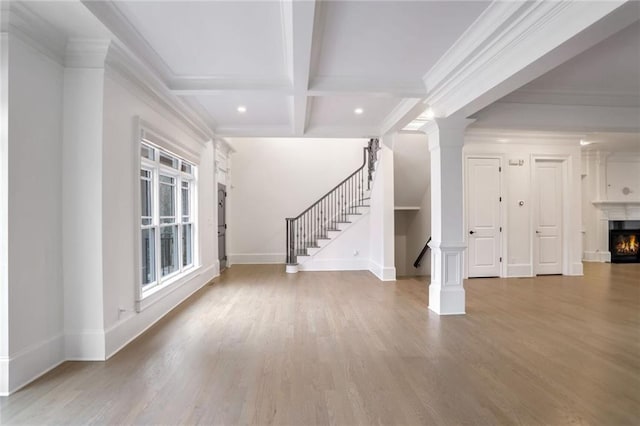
[285, 138, 379, 267]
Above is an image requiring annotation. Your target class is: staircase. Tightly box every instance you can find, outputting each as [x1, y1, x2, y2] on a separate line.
[285, 138, 380, 273]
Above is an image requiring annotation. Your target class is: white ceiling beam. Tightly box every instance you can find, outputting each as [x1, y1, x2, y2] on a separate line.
[82, 0, 216, 138]
[169, 77, 292, 96]
[282, 0, 317, 136]
[216, 126, 294, 138]
[308, 77, 426, 98]
[471, 102, 640, 134]
[379, 99, 425, 135]
[422, 0, 639, 119]
[304, 126, 381, 138]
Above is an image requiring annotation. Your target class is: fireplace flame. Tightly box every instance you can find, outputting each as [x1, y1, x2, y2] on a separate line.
[615, 234, 639, 256]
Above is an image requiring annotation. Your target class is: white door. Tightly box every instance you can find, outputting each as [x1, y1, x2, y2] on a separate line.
[467, 158, 502, 277]
[534, 160, 563, 275]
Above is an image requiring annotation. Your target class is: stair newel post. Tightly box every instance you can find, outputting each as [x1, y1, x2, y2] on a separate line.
[285, 218, 293, 265]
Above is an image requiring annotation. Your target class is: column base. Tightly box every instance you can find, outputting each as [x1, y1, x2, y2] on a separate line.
[428, 284, 465, 315]
[285, 264, 299, 274]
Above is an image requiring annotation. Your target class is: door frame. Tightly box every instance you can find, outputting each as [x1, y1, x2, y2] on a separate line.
[463, 154, 507, 279]
[530, 154, 571, 276]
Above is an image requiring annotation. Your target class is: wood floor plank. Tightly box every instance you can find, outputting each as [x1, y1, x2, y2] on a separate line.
[1, 263, 639, 425]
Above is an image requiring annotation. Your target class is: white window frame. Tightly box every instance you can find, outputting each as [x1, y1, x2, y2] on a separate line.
[138, 138, 198, 305]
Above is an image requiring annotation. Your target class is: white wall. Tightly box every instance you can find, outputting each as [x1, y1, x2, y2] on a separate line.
[2, 34, 65, 394]
[392, 132, 431, 277]
[100, 73, 217, 357]
[464, 138, 583, 277]
[406, 186, 432, 277]
[582, 149, 640, 261]
[299, 214, 370, 271]
[605, 153, 640, 201]
[227, 137, 366, 264]
[393, 133, 430, 207]
[369, 143, 396, 280]
[394, 211, 411, 276]
[0, 31, 9, 394]
[0, 33, 219, 394]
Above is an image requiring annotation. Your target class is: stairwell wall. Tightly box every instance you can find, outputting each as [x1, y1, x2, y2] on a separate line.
[368, 143, 396, 280]
[226, 137, 366, 264]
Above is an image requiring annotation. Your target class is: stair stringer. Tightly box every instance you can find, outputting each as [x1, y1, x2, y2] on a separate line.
[297, 208, 371, 271]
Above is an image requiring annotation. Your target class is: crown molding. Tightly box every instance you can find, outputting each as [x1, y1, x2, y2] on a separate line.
[500, 88, 640, 108]
[379, 98, 424, 135]
[422, 0, 635, 118]
[213, 136, 235, 154]
[105, 41, 213, 143]
[465, 128, 584, 146]
[81, 0, 174, 81]
[1, 1, 66, 65]
[471, 101, 640, 134]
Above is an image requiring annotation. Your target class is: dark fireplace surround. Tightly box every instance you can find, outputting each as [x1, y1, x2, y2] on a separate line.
[609, 221, 640, 263]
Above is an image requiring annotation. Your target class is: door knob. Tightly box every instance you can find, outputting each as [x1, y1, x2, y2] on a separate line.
[535, 230, 540, 234]
[469, 230, 475, 235]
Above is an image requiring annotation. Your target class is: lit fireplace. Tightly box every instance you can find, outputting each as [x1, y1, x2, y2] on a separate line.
[614, 234, 639, 256]
[610, 228, 640, 263]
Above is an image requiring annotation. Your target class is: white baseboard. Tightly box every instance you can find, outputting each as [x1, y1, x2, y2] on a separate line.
[105, 264, 217, 359]
[0, 265, 218, 395]
[583, 251, 610, 262]
[0, 357, 7, 396]
[228, 253, 285, 264]
[369, 260, 396, 281]
[0, 334, 65, 396]
[298, 258, 369, 271]
[570, 262, 584, 276]
[507, 263, 533, 277]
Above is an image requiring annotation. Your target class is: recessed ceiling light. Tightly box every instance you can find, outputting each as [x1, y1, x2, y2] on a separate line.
[580, 139, 592, 146]
[497, 138, 510, 143]
[354, 108, 364, 115]
[424, 108, 435, 120]
[237, 105, 247, 113]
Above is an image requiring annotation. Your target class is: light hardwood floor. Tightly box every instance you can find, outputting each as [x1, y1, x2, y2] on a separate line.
[1, 263, 639, 425]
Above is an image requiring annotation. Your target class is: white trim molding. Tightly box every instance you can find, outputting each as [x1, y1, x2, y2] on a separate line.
[369, 260, 396, 281]
[428, 241, 466, 315]
[0, 335, 65, 396]
[592, 201, 640, 221]
[592, 200, 640, 262]
[422, 1, 635, 118]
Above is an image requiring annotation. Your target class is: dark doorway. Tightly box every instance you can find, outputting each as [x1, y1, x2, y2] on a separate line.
[218, 183, 227, 270]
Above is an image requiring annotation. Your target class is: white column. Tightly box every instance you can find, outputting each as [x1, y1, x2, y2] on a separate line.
[420, 117, 473, 315]
[595, 151, 612, 260]
[62, 39, 110, 360]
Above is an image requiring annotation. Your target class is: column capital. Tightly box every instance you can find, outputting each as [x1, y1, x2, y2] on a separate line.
[65, 39, 111, 68]
[419, 117, 475, 151]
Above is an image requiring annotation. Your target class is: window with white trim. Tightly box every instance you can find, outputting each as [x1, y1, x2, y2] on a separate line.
[140, 142, 196, 295]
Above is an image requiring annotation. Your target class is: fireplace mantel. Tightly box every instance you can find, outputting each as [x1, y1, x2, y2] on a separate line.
[592, 200, 640, 221]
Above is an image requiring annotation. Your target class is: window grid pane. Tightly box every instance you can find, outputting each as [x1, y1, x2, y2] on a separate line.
[182, 223, 193, 267]
[141, 228, 156, 286]
[140, 140, 197, 296]
[160, 225, 179, 277]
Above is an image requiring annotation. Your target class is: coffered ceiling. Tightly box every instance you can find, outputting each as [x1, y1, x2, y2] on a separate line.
[12, 0, 639, 140]
[89, 0, 490, 138]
